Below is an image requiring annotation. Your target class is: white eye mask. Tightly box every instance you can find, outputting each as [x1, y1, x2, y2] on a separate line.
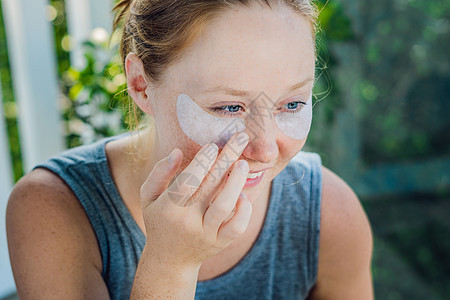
[275, 94, 312, 140]
[176, 93, 312, 147]
[176, 94, 246, 148]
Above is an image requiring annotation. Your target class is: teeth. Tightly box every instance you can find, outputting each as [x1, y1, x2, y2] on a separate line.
[247, 171, 263, 179]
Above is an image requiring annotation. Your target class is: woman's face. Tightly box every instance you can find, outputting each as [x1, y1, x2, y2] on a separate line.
[147, 5, 315, 201]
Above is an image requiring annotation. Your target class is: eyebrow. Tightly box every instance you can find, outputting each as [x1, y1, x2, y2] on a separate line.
[203, 77, 315, 97]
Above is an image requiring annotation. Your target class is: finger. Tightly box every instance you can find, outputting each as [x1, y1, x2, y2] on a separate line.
[140, 148, 183, 208]
[222, 192, 246, 223]
[217, 192, 253, 244]
[197, 131, 249, 211]
[203, 159, 248, 234]
[163, 143, 219, 207]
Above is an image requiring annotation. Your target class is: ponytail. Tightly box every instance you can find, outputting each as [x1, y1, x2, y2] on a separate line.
[113, 0, 132, 32]
[112, 0, 135, 80]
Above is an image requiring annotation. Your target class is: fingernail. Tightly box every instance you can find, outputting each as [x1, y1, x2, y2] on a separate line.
[209, 143, 218, 153]
[238, 160, 249, 172]
[237, 132, 249, 144]
[168, 148, 178, 164]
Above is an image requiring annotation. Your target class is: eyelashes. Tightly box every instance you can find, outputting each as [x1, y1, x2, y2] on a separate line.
[283, 101, 307, 114]
[211, 105, 241, 116]
[210, 101, 307, 117]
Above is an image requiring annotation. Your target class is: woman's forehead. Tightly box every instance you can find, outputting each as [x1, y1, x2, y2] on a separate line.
[165, 6, 315, 96]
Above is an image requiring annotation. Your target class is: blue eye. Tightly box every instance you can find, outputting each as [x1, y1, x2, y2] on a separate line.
[283, 101, 306, 114]
[211, 105, 243, 116]
[286, 102, 299, 109]
[224, 105, 241, 113]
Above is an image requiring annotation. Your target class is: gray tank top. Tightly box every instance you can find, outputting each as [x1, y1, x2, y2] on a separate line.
[34, 134, 322, 300]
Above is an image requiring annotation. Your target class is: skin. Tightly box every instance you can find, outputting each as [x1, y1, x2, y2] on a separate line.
[6, 4, 374, 299]
[126, 4, 316, 207]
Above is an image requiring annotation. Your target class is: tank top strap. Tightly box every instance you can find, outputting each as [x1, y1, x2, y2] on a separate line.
[281, 151, 322, 286]
[33, 134, 146, 279]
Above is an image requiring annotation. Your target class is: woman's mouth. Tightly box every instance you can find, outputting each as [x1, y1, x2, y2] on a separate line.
[244, 170, 265, 188]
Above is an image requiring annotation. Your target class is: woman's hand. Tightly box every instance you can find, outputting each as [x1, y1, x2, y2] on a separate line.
[139, 132, 252, 268]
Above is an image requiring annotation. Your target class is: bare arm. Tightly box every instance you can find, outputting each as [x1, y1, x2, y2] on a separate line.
[308, 167, 374, 300]
[6, 169, 110, 299]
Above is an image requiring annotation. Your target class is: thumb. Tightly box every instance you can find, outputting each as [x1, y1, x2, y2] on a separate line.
[140, 148, 182, 208]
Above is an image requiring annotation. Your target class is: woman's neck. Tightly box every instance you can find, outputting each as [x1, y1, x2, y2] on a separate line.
[127, 126, 159, 190]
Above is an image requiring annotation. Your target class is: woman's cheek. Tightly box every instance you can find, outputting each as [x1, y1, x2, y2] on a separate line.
[280, 135, 305, 157]
[178, 138, 203, 172]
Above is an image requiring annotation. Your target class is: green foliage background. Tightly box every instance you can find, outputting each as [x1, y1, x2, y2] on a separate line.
[2, 0, 449, 180]
[0, 0, 449, 298]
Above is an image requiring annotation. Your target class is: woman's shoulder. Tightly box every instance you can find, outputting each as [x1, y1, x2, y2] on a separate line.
[319, 166, 372, 247]
[6, 167, 109, 298]
[6, 165, 106, 289]
[7, 163, 102, 255]
[7, 134, 108, 219]
[309, 166, 374, 298]
[5, 135, 129, 288]
[7, 167, 90, 227]
[29, 134, 131, 195]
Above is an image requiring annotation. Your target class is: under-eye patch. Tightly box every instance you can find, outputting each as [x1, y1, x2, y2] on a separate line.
[176, 93, 312, 147]
[275, 94, 312, 140]
[176, 93, 246, 148]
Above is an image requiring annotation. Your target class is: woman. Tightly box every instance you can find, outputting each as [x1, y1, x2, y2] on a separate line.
[6, 0, 374, 299]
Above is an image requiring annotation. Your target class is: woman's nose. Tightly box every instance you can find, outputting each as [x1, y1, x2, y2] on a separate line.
[242, 118, 279, 164]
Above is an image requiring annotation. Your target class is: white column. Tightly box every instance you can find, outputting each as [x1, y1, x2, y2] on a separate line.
[65, 0, 113, 69]
[0, 86, 15, 297]
[1, 0, 64, 171]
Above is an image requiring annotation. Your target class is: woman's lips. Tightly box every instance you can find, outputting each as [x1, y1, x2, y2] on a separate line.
[244, 170, 265, 188]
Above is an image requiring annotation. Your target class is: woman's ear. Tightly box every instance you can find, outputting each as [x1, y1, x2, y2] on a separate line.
[125, 53, 154, 115]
